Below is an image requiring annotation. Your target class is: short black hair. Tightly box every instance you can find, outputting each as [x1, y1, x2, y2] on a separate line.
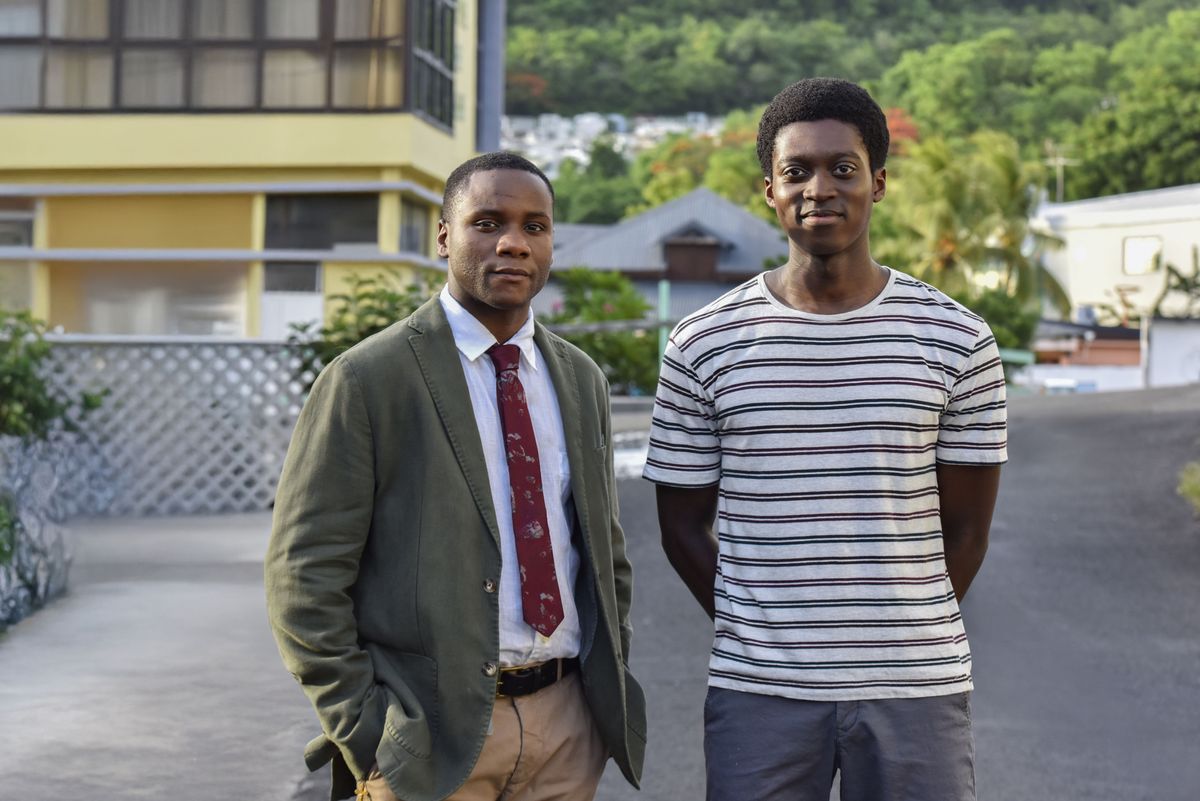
[440, 151, 554, 221]
[756, 78, 890, 177]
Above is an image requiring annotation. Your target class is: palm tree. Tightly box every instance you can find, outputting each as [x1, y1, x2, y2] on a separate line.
[874, 131, 1069, 315]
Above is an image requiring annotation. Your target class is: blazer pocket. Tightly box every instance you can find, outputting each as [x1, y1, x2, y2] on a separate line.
[380, 654, 438, 760]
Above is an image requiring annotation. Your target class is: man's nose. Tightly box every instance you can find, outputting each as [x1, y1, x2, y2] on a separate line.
[803, 171, 837, 201]
[496, 227, 531, 257]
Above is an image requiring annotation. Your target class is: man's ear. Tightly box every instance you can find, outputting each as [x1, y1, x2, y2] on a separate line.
[872, 167, 887, 203]
[764, 176, 777, 210]
[436, 219, 449, 258]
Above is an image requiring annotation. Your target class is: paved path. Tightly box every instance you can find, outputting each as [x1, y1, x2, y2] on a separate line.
[1, 387, 1197, 800]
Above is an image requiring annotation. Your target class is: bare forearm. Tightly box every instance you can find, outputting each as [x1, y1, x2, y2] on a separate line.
[936, 462, 1002, 604]
[943, 530, 988, 602]
[662, 525, 719, 619]
[656, 483, 720, 620]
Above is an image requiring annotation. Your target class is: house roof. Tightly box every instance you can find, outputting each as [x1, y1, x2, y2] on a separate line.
[1036, 182, 1200, 228]
[553, 187, 787, 274]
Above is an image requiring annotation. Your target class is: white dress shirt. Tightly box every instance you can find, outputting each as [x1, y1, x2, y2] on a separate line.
[438, 286, 582, 666]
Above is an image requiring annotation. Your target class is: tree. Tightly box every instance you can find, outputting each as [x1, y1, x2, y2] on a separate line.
[289, 273, 437, 390]
[1066, 9, 1200, 198]
[544, 268, 659, 394]
[554, 138, 642, 224]
[874, 131, 1068, 313]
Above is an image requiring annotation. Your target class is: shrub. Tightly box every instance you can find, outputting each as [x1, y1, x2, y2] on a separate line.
[0, 310, 104, 441]
[1179, 461, 1200, 518]
[288, 272, 439, 390]
[544, 268, 660, 395]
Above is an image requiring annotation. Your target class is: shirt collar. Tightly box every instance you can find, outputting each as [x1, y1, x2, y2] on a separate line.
[439, 285, 540, 372]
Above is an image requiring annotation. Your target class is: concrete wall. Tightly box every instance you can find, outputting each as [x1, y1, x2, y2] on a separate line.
[1146, 318, 1200, 387]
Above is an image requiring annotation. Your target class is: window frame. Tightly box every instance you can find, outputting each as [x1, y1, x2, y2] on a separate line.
[0, 0, 451, 119]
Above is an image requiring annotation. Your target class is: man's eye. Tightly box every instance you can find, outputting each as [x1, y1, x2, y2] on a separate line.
[526, 223, 547, 233]
[783, 167, 806, 178]
[474, 220, 498, 230]
[834, 164, 856, 176]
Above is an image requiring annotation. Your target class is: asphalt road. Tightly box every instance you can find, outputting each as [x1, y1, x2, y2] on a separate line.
[0, 387, 1196, 800]
[597, 386, 1200, 801]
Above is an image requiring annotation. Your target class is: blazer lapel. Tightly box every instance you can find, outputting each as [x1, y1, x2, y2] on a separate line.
[407, 298, 501, 548]
[534, 324, 595, 555]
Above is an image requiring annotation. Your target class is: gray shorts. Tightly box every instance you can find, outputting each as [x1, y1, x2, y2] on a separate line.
[704, 686, 975, 801]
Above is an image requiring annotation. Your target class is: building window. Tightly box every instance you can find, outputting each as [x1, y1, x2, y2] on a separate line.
[0, 0, 42, 36]
[191, 0, 253, 40]
[265, 194, 378, 250]
[46, 0, 109, 39]
[262, 48, 327, 108]
[265, 262, 321, 292]
[0, 0, 435, 117]
[265, 0, 320, 39]
[45, 47, 114, 108]
[410, 0, 454, 127]
[335, 0, 404, 39]
[0, 47, 42, 108]
[1123, 236, 1162, 276]
[0, 198, 35, 246]
[192, 48, 256, 107]
[400, 197, 430, 256]
[120, 49, 186, 107]
[124, 0, 185, 40]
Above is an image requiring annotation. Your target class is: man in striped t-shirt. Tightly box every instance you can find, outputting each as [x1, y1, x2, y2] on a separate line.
[644, 78, 1006, 801]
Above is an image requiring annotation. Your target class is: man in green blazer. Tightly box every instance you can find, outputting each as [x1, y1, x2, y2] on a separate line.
[265, 152, 646, 801]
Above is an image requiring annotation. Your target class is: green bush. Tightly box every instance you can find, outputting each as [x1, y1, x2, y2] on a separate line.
[0, 310, 104, 441]
[0, 495, 15, 566]
[288, 272, 438, 391]
[1179, 462, 1200, 518]
[545, 268, 660, 395]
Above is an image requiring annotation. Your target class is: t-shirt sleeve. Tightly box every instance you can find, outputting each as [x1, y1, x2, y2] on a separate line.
[642, 335, 722, 486]
[937, 322, 1008, 465]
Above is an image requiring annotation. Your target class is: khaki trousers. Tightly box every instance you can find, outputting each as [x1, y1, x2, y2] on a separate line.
[363, 671, 607, 801]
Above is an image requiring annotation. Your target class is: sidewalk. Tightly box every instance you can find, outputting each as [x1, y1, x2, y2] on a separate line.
[0, 404, 658, 800]
[0, 514, 316, 801]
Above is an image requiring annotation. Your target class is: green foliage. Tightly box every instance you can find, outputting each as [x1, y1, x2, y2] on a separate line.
[289, 273, 439, 390]
[554, 138, 642, 224]
[1065, 10, 1200, 199]
[0, 310, 104, 441]
[544, 269, 660, 394]
[509, 0, 1197, 201]
[0, 495, 15, 566]
[1179, 461, 1200, 518]
[1152, 246, 1200, 319]
[953, 288, 1039, 351]
[873, 131, 1069, 313]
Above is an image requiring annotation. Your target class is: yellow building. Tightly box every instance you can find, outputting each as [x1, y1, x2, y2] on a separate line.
[0, 0, 504, 337]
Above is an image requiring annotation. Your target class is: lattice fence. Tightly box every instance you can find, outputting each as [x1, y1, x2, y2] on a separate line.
[43, 336, 305, 517]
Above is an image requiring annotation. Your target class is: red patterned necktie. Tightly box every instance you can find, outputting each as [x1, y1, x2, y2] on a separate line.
[487, 343, 564, 637]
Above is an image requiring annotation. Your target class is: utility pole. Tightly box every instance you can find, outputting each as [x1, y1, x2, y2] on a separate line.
[1043, 142, 1080, 203]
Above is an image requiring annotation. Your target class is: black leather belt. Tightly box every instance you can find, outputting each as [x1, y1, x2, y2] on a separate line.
[496, 657, 579, 698]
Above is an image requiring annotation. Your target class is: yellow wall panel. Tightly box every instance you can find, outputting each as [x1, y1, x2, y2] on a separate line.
[45, 195, 254, 249]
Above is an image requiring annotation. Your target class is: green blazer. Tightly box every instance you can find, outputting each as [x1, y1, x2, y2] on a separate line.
[265, 297, 646, 801]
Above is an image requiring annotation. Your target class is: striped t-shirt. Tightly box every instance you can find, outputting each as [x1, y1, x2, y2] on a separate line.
[642, 267, 1007, 700]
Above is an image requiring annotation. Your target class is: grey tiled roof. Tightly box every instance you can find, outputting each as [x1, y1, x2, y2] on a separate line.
[552, 187, 788, 274]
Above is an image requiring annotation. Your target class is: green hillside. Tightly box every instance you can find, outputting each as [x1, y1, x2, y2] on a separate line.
[506, 1, 1200, 200]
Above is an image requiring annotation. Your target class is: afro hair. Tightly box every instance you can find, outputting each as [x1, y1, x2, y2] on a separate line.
[756, 78, 890, 177]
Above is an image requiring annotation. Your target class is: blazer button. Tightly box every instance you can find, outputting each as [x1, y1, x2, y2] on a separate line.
[483, 578, 497, 593]
[482, 662, 498, 677]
